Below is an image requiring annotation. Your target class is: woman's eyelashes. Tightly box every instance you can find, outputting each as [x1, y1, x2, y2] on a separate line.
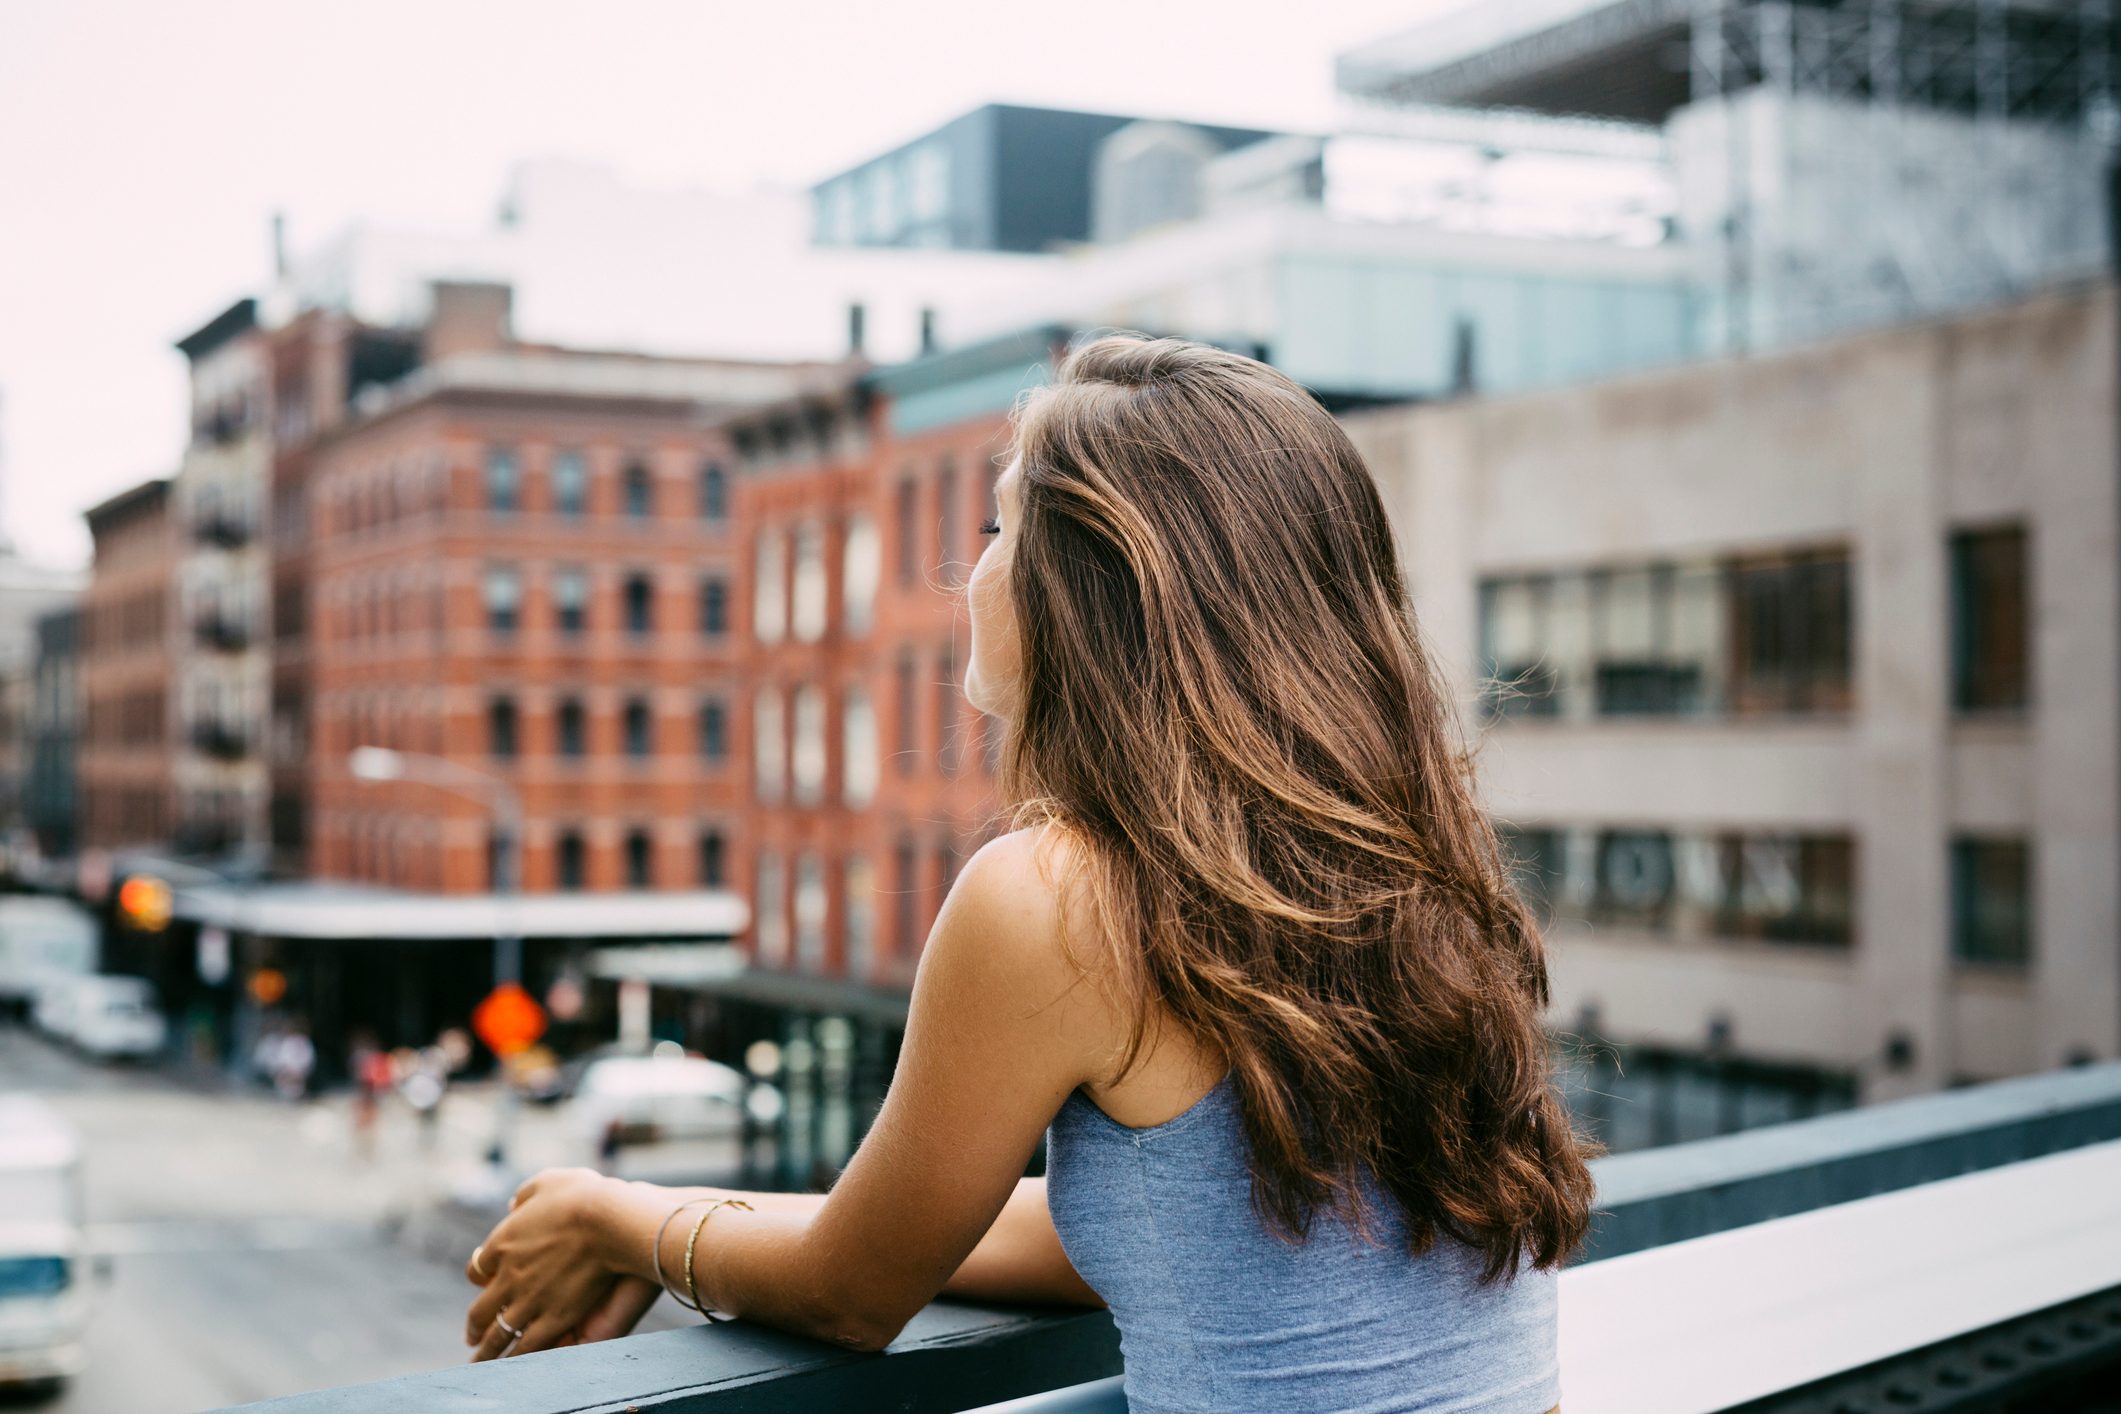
[978, 517, 1000, 536]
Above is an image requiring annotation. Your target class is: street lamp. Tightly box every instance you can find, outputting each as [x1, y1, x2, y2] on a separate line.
[348, 746, 526, 1172]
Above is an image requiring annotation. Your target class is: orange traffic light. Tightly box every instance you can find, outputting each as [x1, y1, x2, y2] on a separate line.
[248, 967, 288, 1007]
[116, 875, 173, 933]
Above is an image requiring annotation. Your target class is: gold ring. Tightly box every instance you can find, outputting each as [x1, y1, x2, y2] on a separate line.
[471, 1245, 491, 1279]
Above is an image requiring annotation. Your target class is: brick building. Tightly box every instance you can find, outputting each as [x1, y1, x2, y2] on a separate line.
[79, 479, 176, 850]
[725, 328, 1061, 994]
[303, 283, 829, 896]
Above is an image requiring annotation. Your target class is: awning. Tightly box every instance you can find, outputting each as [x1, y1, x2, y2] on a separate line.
[172, 880, 748, 943]
[614, 959, 913, 1026]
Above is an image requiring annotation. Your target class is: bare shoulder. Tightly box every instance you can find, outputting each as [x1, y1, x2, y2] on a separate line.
[923, 825, 1117, 1020]
[939, 826, 1091, 954]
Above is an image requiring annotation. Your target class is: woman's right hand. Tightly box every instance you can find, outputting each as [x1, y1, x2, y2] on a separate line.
[563, 1275, 662, 1346]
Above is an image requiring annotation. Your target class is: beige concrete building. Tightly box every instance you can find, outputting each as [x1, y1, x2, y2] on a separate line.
[1345, 277, 2119, 1102]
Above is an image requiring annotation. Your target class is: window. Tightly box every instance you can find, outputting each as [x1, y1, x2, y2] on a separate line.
[699, 461, 728, 521]
[622, 573, 654, 636]
[842, 687, 877, 806]
[755, 851, 787, 964]
[936, 456, 959, 581]
[483, 567, 521, 634]
[1499, 821, 1856, 947]
[1952, 837, 2032, 967]
[485, 447, 519, 512]
[791, 523, 827, 641]
[698, 830, 726, 887]
[753, 687, 784, 801]
[556, 698, 586, 758]
[551, 451, 587, 517]
[1477, 548, 1849, 719]
[795, 853, 827, 971]
[698, 699, 728, 762]
[1499, 825, 1566, 924]
[623, 697, 653, 758]
[556, 831, 586, 891]
[699, 576, 729, 637]
[1728, 551, 1851, 715]
[488, 697, 518, 760]
[844, 857, 875, 979]
[622, 460, 653, 518]
[625, 829, 652, 888]
[1951, 526, 2029, 712]
[895, 651, 918, 776]
[791, 685, 826, 804]
[936, 645, 959, 775]
[894, 836, 918, 961]
[842, 515, 880, 635]
[754, 532, 786, 643]
[553, 568, 588, 635]
[896, 477, 918, 584]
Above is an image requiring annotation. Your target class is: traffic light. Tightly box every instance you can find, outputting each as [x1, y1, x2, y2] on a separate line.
[115, 875, 173, 934]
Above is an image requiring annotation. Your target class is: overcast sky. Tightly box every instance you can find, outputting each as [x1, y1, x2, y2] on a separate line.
[0, 0, 1457, 568]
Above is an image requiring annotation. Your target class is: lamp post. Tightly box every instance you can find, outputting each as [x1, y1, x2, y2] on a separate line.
[348, 746, 525, 1173]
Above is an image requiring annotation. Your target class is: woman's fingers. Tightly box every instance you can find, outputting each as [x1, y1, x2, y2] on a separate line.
[505, 1310, 576, 1357]
[465, 1242, 498, 1286]
[469, 1303, 531, 1364]
[465, 1277, 511, 1347]
[572, 1275, 662, 1344]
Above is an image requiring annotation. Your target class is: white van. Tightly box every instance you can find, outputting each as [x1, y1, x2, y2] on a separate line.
[37, 976, 165, 1062]
[0, 1095, 88, 1396]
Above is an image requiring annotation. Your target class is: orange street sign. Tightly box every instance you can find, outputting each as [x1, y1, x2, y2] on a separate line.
[472, 982, 547, 1057]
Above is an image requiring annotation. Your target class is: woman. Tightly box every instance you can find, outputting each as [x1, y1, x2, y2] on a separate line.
[464, 334, 1600, 1412]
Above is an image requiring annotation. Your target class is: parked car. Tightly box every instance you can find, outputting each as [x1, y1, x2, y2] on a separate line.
[36, 976, 165, 1062]
[0, 1095, 89, 1398]
[571, 1053, 749, 1145]
[0, 898, 96, 1022]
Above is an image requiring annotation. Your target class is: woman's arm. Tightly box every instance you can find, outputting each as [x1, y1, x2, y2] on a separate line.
[466, 828, 1111, 1356]
[588, 1176, 1100, 1309]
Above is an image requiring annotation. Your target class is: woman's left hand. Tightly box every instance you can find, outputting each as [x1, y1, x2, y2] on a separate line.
[464, 1166, 634, 1360]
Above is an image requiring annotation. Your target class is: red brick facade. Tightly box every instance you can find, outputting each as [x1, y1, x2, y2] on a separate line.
[80, 480, 176, 849]
[731, 392, 1014, 986]
[305, 383, 758, 895]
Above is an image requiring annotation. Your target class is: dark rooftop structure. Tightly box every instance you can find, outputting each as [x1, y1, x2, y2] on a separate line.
[1336, 0, 2121, 127]
[809, 104, 1278, 254]
[174, 296, 260, 362]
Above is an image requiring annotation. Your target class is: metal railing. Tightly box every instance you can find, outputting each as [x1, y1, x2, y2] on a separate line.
[225, 1059, 2121, 1414]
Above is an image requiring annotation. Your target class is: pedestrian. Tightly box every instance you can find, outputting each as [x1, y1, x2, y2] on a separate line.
[274, 1027, 315, 1103]
[350, 1030, 388, 1159]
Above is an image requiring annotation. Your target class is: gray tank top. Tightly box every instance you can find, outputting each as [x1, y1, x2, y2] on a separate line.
[1044, 1071, 1562, 1413]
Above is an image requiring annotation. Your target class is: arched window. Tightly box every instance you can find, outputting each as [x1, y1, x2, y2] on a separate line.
[698, 461, 728, 521]
[556, 831, 586, 891]
[622, 461, 653, 518]
[623, 698, 653, 758]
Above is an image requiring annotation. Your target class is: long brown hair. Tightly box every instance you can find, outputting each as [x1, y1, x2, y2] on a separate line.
[998, 333, 1602, 1282]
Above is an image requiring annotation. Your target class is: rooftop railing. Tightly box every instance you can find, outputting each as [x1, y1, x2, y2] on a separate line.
[228, 1060, 2121, 1414]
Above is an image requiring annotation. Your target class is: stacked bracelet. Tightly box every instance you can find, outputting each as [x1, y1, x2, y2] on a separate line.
[679, 1197, 757, 1324]
[652, 1198, 715, 1312]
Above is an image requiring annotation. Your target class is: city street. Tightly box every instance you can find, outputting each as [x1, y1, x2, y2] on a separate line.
[0, 1024, 701, 1413]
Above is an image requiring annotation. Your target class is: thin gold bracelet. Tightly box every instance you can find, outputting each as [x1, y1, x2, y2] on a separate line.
[683, 1197, 756, 1324]
[653, 1198, 715, 1312]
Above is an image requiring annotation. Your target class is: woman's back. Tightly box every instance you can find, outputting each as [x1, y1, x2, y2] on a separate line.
[1045, 1071, 1562, 1414]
